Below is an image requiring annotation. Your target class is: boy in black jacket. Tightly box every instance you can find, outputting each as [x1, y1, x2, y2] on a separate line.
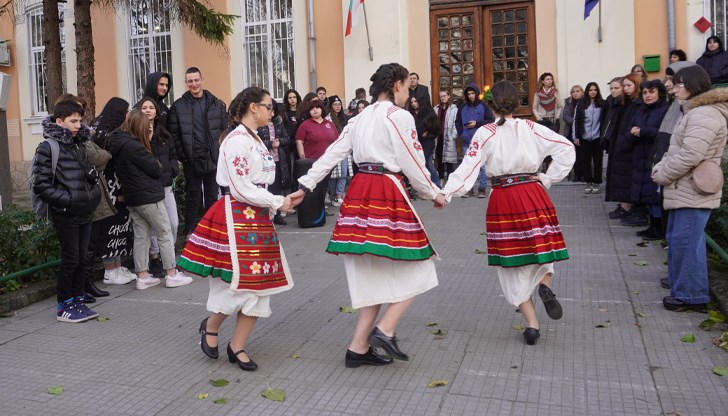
[32, 101, 101, 323]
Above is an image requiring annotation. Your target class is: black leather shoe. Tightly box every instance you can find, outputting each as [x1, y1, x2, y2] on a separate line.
[660, 278, 671, 289]
[83, 293, 96, 304]
[663, 296, 706, 312]
[345, 347, 393, 368]
[368, 327, 409, 361]
[227, 344, 258, 371]
[199, 317, 219, 359]
[608, 206, 629, 219]
[538, 284, 563, 320]
[148, 258, 165, 278]
[620, 214, 649, 227]
[85, 280, 109, 297]
[273, 214, 287, 225]
[523, 328, 540, 345]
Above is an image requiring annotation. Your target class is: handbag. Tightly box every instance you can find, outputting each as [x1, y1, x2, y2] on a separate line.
[92, 171, 118, 221]
[691, 137, 725, 195]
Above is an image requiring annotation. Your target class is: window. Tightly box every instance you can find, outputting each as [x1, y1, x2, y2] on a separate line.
[242, 0, 295, 100]
[27, 5, 66, 116]
[127, 0, 174, 105]
[708, 0, 727, 46]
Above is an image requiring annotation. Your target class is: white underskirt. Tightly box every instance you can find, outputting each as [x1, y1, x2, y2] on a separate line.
[496, 263, 554, 306]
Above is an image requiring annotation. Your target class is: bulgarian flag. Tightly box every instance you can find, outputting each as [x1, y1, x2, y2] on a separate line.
[343, 0, 364, 37]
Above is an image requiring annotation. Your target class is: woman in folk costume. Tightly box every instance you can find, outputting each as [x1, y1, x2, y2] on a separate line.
[442, 82, 575, 345]
[177, 87, 294, 372]
[290, 63, 447, 368]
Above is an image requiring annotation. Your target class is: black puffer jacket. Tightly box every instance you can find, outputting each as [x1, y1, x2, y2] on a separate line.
[143, 72, 172, 125]
[168, 90, 227, 168]
[258, 121, 292, 189]
[151, 129, 179, 187]
[697, 49, 728, 85]
[32, 117, 101, 224]
[108, 131, 164, 207]
[628, 99, 668, 205]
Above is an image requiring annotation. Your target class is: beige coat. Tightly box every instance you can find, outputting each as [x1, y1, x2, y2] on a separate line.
[652, 87, 728, 210]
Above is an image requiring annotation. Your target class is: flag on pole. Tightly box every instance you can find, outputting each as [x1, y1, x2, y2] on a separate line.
[584, 0, 599, 20]
[343, 0, 365, 37]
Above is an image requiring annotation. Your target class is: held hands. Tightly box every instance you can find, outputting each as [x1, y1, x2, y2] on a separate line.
[433, 193, 447, 209]
[289, 190, 306, 207]
[280, 196, 293, 213]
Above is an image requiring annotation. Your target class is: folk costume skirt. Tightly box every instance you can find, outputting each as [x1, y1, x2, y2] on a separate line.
[177, 195, 293, 316]
[486, 181, 568, 306]
[330, 171, 438, 308]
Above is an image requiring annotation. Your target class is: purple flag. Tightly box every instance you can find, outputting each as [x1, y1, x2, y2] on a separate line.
[584, 0, 599, 20]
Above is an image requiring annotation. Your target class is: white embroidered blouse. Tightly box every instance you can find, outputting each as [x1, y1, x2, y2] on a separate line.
[216, 125, 285, 210]
[297, 101, 439, 200]
[442, 119, 575, 201]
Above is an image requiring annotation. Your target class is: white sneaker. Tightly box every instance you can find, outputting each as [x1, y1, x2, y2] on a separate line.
[165, 270, 193, 288]
[136, 276, 161, 290]
[332, 198, 343, 207]
[103, 268, 134, 285]
[118, 266, 138, 282]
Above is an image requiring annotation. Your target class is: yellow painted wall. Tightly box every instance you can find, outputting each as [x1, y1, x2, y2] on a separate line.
[1, 17, 22, 162]
[313, 0, 345, 98]
[92, 7, 118, 115]
[634, 0, 668, 78]
[535, 0, 558, 81]
[407, 0, 431, 97]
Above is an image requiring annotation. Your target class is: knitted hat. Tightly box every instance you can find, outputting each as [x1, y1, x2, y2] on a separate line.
[666, 60, 697, 76]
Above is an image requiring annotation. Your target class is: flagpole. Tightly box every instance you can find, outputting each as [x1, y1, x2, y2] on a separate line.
[362, 1, 373, 61]
[598, 0, 602, 42]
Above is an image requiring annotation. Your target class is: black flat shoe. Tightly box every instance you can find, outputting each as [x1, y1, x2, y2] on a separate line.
[83, 293, 96, 304]
[538, 284, 563, 320]
[273, 214, 287, 225]
[345, 347, 393, 368]
[227, 344, 258, 371]
[523, 328, 540, 345]
[199, 317, 219, 359]
[660, 278, 671, 289]
[663, 296, 706, 312]
[368, 327, 409, 361]
[85, 280, 110, 297]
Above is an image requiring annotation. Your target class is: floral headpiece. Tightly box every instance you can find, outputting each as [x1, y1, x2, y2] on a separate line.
[478, 85, 493, 102]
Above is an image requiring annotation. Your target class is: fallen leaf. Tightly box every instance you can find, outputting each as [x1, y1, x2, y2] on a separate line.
[632, 291, 640, 295]
[681, 334, 696, 343]
[512, 324, 525, 330]
[596, 322, 611, 328]
[213, 398, 228, 404]
[339, 306, 357, 314]
[426, 380, 449, 388]
[699, 319, 717, 330]
[634, 261, 648, 266]
[433, 336, 446, 340]
[628, 253, 638, 257]
[291, 354, 301, 359]
[96, 317, 110, 322]
[473, 249, 486, 255]
[479, 232, 486, 235]
[425, 321, 440, 327]
[597, 307, 608, 312]
[210, 379, 229, 387]
[261, 387, 286, 402]
[430, 329, 446, 336]
[47, 386, 64, 395]
[663, 261, 668, 265]
[708, 310, 726, 323]
[197, 393, 209, 400]
[637, 312, 648, 318]
[712, 366, 728, 376]
[636, 242, 649, 247]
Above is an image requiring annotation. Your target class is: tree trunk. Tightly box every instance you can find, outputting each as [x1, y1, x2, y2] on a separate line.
[42, 0, 63, 111]
[74, 0, 96, 121]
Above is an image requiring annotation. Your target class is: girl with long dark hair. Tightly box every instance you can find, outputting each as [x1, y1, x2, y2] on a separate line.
[408, 96, 442, 186]
[257, 99, 292, 225]
[573, 82, 606, 194]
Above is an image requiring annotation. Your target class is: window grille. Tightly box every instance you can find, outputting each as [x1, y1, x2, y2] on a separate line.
[27, 6, 66, 116]
[127, 0, 174, 105]
[242, 0, 295, 101]
[708, 0, 727, 47]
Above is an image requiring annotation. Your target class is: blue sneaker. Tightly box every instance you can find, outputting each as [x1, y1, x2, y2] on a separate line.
[74, 297, 99, 320]
[56, 298, 89, 323]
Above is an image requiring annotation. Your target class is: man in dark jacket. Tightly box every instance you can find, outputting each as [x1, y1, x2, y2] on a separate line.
[168, 67, 227, 235]
[409, 72, 431, 106]
[32, 100, 101, 323]
[455, 84, 495, 197]
[143, 72, 172, 125]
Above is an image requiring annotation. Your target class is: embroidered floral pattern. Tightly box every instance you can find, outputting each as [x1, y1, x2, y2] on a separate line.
[246, 233, 259, 244]
[232, 155, 250, 177]
[467, 141, 480, 157]
[243, 207, 256, 219]
[272, 262, 279, 273]
[250, 262, 262, 274]
[262, 262, 271, 274]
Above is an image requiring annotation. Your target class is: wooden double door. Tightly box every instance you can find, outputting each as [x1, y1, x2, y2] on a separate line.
[430, 1, 536, 118]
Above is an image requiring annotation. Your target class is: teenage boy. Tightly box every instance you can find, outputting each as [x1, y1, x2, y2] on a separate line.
[33, 100, 102, 322]
[456, 84, 495, 197]
[143, 71, 173, 125]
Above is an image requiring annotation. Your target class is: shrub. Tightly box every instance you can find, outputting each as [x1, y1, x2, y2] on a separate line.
[706, 160, 728, 249]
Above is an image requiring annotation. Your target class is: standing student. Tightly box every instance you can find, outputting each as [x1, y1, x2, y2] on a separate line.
[143, 72, 173, 125]
[696, 36, 728, 85]
[178, 88, 295, 371]
[456, 83, 495, 197]
[533, 72, 563, 132]
[434, 89, 459, 181]
[33, 101, 102, 322]
[408, 96, 441, 187]
[573, 82, 606, 194]
[326, 95, 351, 206]
[562, 85, 584, 182]
[442, 81, 575, 345]
[408, 72, 431, 106]
[109, 111, 193, 290]
[258, 99, 292, 225]
[290, 63, 447, 367]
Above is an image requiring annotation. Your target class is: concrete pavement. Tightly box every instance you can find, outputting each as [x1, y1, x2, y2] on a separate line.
[1, 183, 727, 415]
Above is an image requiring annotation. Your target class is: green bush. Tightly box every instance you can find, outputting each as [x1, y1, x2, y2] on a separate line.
[706, 161, 728, 249]
[0, 205, 60, 294]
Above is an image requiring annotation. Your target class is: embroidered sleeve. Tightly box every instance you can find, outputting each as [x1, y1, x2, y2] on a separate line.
[224, 132, 284, 210]
[441, 125, 492, 201]
[389, 108, 437, 200]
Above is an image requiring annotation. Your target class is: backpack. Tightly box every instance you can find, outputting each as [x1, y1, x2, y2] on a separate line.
[30, 139, 60, 218]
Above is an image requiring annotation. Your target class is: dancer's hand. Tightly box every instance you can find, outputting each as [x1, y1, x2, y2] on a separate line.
[280, 196, 293, 213]
[289, 190, 305, 207]
[433, 193, 447, 209]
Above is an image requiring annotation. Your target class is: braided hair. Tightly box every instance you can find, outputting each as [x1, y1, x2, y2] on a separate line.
[490, 81, 519, 126]
[369, 63, 409, 102]
[220, 87, 270, 143]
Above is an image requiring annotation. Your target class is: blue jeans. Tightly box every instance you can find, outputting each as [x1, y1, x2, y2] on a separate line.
[328, 160, 348, 198]
[462, 144, 488, 190]
[667, 208, 711, 304]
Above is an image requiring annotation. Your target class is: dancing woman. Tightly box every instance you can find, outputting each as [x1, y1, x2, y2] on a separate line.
[177, 87, 294, 372]
[290, 63, 447, 367]
[442, 81, 575, 345]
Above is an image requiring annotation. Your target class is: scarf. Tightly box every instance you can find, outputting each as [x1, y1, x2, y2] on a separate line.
[537, 88, 557, 112]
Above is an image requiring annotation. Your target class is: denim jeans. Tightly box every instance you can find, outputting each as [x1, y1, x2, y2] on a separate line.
[462, 144, 488, 190]
[328, 160, 348, 197]
[667, 208, 711, 304]
[421, 139, 441, 187]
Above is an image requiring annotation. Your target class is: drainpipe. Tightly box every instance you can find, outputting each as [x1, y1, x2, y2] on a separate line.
[667, 0, 676, 51]
[307, 0, 317, 90]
